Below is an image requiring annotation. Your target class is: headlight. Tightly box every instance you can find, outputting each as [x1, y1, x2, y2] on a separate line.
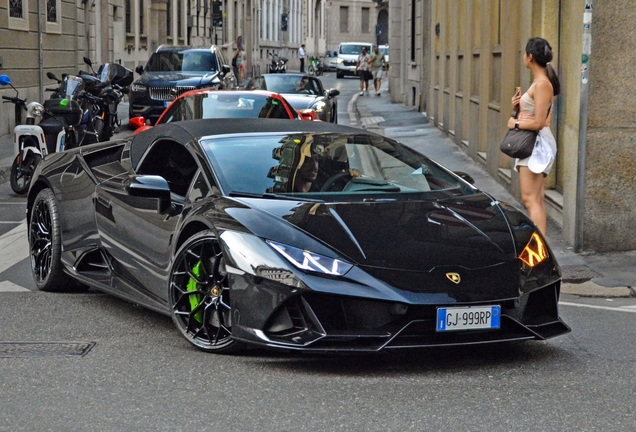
[28, 102, 44, 117]
[336, 58, 343, 64]
[519, 232, 548, 267]
[131, 82, 146, 92]
[267, 240, 353, 276]
[312, 101, 326, 113]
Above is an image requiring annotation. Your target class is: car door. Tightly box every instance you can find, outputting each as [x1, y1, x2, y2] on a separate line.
[94, 138, 199, 305]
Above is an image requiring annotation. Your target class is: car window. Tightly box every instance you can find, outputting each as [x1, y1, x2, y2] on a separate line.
[145, 50, 218, 73]
[201, 133, 473, 198]
[264, 75, 309, 94]
[159, 93, 293, 122]
[339, 44, 371, 55]
[137, 140, 198, 197]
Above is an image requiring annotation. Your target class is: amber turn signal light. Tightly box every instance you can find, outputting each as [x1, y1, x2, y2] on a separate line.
[519, 232, 548, 267]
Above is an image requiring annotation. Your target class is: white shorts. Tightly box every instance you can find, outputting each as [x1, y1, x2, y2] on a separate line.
[373, 70, 383, 79]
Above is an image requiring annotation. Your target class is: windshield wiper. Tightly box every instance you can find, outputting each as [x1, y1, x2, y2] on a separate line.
[228, 191, 324, 202]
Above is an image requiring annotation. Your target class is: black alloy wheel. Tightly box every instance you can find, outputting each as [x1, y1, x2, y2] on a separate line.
[29, 189, 85, 291]
[169, 232, 242, 353]
[10, 153, 41, 195]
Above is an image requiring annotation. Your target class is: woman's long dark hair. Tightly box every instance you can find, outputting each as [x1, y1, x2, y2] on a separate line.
[526, 37, 560, 96]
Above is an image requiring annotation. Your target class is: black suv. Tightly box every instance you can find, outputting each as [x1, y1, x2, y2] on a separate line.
[129, 45, 237, 124]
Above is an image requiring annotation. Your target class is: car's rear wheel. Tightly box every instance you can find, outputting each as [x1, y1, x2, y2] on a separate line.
[169, 232, 242, 353]
[29, 188, 86, 292]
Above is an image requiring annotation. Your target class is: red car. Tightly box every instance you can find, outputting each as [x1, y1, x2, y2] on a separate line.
[130, 89, 317, 134]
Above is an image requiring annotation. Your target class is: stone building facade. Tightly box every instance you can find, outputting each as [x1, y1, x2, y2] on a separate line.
[324, 0, 378, 52]
[389, 0, 636, 253]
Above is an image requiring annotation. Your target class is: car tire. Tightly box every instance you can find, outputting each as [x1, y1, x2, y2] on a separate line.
[169, 231, 244, 354]
[29, 188, 87, 292]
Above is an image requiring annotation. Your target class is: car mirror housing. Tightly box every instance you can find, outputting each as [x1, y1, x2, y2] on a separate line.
[328, 89, 340, 98]
[135, 65, 144, 75]
[222, 64, 231, 75]
[126, 175, 172, 213]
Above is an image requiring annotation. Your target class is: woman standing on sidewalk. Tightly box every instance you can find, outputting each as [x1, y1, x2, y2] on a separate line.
[507, 37, 560, 235]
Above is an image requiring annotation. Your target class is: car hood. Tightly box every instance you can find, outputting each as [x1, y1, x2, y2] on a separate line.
[231, 193, 518, 272]
[139, 71, 220, 87]
[279, 93, 321, 109]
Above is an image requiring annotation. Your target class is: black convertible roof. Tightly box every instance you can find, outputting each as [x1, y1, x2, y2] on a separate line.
[130, 118, 371, 169]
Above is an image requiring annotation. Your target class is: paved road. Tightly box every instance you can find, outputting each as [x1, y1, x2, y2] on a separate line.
[1, 74, 635, 431]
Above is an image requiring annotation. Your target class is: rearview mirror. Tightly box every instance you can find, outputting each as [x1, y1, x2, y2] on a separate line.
[126, 175, 172, 213]
[328, 89, 340, 98]
[0, 74, 10, 86]
[454, 171, 475, 185]
[135, 65, 144, 75]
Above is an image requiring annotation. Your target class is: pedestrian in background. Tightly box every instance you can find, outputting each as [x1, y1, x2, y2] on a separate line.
[369, 44, 385, 96]
[236, 47, 247, 82]
[299, 44, 306, 73]
[355, 46, 372, 96]
[507, 37, 560, 235]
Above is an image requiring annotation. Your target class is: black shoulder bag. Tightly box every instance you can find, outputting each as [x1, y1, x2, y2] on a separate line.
[500, 103, 551, 159]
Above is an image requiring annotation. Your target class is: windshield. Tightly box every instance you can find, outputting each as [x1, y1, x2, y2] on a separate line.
[159, 93, 296, 123]
[202, 132, 473, 199]
[339, 44, 371, 55]
[262, 75, 322, 95]
[145, 50, 217, 73]
[379, 46, 389, 56]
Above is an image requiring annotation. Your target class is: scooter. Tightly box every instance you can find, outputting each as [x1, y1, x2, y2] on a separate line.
[268, 52, 288, 73]
[0, 74, 83, 194]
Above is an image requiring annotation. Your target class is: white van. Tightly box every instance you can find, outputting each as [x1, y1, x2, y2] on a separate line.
[336, 42, 373, 79]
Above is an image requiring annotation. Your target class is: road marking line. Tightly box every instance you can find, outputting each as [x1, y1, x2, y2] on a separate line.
[561, 301, 636, 314]
[348, 92, 359, 123]
[0, 219, 28, 274]
[0, 221, 24, 224]
[0, 202, 26, 205]
[0, 281, 30, 292]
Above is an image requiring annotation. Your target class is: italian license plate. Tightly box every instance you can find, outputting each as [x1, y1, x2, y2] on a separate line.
[436, 305, 501, 332]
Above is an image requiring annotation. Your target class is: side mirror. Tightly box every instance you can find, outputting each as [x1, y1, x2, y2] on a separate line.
[135, 65, 144, 75]
[222, 64, 231, 75]
[126, 175, 172, 213]
[328, 89, 340, 98]
[46, 72, 61, 83]
[129, 116, 147, 129]
[0, 74, 10, 86]
[83, 56, 92, 67]
[454, 171, 475, 185]
[297, 109, 319, 121]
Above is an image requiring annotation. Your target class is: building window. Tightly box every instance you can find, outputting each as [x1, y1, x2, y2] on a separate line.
[361, 7, 369, 33]
[125, 0, 131, 33]
[8, 0, 29, 30]
[45, 0, 61, 33]
[177, 0, 182, 38]
[410, 0, 415, 62]
[167, 0, 172, 36]
[46, 0, 56, 22]
[9, 0, 22, 17]
[340, 6, 348, 33]
[140, 0, 145, 35]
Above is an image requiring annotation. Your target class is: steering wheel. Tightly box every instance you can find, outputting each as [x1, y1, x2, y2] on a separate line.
[320, 171, 352, 192]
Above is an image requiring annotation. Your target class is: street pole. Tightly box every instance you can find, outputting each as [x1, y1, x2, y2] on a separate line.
[575, 0, 593, 252]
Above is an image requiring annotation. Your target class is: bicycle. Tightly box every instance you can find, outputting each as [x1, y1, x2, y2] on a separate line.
[307, 56, 324, 76]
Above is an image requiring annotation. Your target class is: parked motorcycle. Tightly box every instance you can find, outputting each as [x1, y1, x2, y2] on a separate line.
[80, 57, 132, 141]
[268, 52, 288, 73]
[1, 74, 83, 194]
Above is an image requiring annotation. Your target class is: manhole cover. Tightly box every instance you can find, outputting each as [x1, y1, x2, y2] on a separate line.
[0, 342, 95, 358]
[561, 265, 603, 283]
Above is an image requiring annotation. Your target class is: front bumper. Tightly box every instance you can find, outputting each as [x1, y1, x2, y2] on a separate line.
[230, 278, 570, 352]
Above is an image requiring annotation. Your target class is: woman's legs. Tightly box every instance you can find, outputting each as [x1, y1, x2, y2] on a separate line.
[519, 166, 547, 235]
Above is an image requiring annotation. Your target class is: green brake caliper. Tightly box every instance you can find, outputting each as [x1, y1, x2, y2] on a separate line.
[186, 260, 203, 323]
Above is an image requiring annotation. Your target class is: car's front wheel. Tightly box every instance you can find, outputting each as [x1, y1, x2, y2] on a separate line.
[169, 231, 242, 353]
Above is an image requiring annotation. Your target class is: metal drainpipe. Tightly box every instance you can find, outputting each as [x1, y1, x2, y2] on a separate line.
[37, 0, 44, 102]
[574, 0, 594, 252]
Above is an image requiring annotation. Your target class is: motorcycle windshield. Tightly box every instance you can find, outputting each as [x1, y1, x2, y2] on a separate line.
[63, 76, 84, 100]
[99, 64, 110, 82]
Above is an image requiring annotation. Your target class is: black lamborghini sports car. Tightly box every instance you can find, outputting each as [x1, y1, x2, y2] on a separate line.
[26, 119, 570, 353]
